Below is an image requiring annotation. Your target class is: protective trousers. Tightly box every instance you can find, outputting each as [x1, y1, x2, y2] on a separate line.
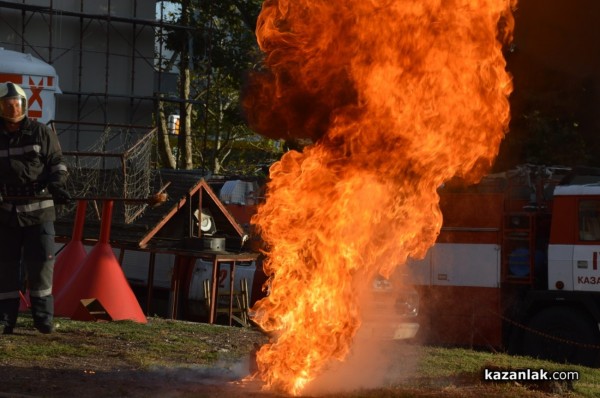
[0, 222, 55, 329]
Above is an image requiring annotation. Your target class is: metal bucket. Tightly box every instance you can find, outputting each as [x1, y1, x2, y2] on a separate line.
[202, 237, 226, 251]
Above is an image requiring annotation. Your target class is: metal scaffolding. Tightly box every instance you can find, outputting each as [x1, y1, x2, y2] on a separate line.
[0, 0, 187, 150]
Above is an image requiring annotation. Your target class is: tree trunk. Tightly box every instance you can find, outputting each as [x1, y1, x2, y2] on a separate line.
[178, 0, 194, 170]
[156, 96, 177, 169]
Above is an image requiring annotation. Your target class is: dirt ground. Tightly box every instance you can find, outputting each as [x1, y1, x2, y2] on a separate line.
[0, 363, 286, 398]
[0, 325, 279, 398]
[0, 325, 576, 398]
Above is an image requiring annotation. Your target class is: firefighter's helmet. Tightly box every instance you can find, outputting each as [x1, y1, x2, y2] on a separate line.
[0, 82, 28, 123]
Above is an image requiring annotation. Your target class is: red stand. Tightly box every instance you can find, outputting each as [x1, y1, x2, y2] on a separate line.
[53, 200, 88, 304]
[22, 201, 88, 314]
[18, 291, 30, 311]
[54, 201, 147, 323]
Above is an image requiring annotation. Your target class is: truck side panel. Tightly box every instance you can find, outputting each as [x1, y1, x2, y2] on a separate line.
[408, 243, 502, 347]
[547, 245, 575, 290]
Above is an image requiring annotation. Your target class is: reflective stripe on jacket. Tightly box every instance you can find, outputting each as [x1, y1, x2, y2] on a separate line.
[0, 117, 68, 227]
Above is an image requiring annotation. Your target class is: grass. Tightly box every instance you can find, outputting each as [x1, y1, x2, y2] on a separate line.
[415, 346, 600, 397]
[0, 314, 265, 369]
[2, 314, 600, 397]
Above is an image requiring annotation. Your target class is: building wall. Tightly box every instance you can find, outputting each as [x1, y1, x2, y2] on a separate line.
[0, 0, 158, 151]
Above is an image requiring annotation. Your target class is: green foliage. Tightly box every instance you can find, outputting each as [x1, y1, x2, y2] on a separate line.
[163, 1, 261, 78]
[520, 110, 590, 167]
[159, 0, 273, 174]
[218, 137, 283, 176]
[498, 76, 598, 171]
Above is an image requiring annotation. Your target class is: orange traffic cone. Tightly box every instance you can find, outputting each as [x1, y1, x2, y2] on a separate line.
[54, 200, 147, 323]
[18, 291, 30, 312]
[53, 200, 88, 308]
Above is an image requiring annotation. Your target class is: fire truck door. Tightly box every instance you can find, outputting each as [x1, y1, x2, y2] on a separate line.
[573, 245, 600, 292]
[407, 243, 500, 287]
[431, 243, 500, 287]
[547, 245, 574, 290]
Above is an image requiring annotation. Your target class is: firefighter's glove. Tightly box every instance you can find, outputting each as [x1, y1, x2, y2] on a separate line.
[48, 185, 72, 205]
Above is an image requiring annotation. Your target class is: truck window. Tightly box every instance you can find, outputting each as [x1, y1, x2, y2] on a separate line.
[579, 200, 600, 241]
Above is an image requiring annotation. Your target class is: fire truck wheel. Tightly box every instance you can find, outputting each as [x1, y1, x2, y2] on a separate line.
[522, 306, 600, 367]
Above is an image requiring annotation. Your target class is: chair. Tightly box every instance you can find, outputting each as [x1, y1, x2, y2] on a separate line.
[203, 278, 250, 327]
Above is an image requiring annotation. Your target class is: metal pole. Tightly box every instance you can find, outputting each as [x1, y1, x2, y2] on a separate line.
[99, 200, 114, 244]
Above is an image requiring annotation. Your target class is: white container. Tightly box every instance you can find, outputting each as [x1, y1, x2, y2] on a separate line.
[0, 48, 61, 124]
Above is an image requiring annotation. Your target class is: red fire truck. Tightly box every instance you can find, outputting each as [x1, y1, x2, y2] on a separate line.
[407, 164, 600, 366]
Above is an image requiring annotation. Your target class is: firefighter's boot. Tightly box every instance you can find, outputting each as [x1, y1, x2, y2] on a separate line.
[30, 295, 54, 334]
[0, 297, 20, 334]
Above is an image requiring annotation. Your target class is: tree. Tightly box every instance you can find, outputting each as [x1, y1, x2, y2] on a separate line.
[495, 76, 596, 171]
[155, 1, 180, 169]
[155, 0, 279, 174]
[178, 0, 194, 170]
[156, 94, 177, 169]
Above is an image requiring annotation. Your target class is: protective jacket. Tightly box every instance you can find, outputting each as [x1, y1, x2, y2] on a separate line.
[0, 117, 68, 226]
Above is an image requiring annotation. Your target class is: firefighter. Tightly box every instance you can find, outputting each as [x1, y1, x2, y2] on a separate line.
[0, 82, 70, 334]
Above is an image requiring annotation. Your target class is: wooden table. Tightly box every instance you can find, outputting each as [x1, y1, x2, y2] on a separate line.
[201, 251, 259, 325]
[167, 250, 259, 325]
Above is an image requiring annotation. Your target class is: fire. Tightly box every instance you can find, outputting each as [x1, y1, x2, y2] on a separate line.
[244, 0, 516, 394]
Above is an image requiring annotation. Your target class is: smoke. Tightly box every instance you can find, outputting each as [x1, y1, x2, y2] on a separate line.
[304, 331, 420, 396]
[143, 358, 269, 398]
[148, 359, 251, 385]
[302, 277, 421, 395]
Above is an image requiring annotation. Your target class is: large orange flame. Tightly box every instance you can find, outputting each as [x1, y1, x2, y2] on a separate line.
[245, 0, 516, 394]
